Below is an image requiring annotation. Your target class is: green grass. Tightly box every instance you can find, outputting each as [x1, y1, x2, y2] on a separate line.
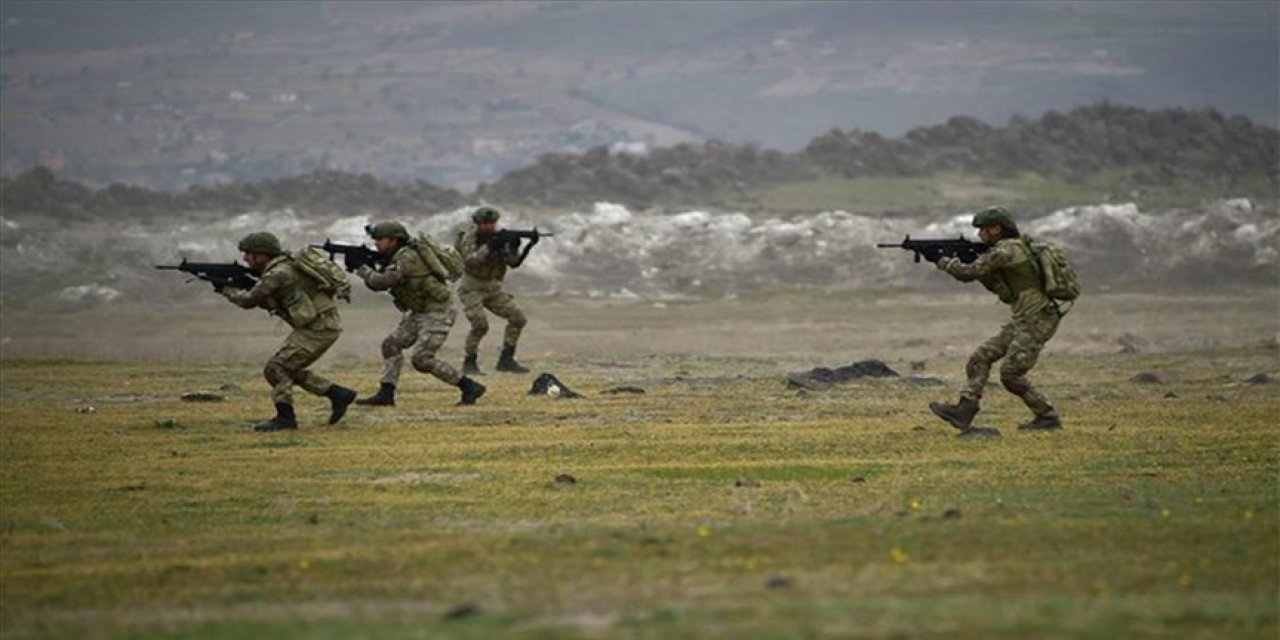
[1, 344, 1277, 639]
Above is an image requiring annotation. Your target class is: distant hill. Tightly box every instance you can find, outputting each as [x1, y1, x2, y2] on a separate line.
[3, 103, 1274, 221]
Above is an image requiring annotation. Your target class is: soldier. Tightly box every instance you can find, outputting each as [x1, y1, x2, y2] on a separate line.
[220, 232, 358, 432]
[928, 206, 1064, 432]
[352, 222, 486, 407]
[455, 206, 534, 375]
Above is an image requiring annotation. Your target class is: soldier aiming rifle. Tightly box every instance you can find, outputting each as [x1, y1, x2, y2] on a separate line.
[454, 206, 551, 375]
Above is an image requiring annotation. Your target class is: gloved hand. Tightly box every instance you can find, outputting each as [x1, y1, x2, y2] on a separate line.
[935, 256, 958, 271]
[527, 232, 541, 247]
[355, 264, 373, 278]
[343, 253, 364, 273]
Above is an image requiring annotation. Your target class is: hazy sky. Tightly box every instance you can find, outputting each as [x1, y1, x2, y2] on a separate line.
[1, 1, 1276, 187]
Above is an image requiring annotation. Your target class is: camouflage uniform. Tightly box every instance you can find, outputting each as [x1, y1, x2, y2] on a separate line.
[940, 237, 1060, 419]
[455, 227, 528, 356]
[356, 244, 462, 386]
[222, 254, 342, 405]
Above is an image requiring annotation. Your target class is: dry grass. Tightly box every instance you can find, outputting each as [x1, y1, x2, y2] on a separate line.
[1, 290, 1277, 639]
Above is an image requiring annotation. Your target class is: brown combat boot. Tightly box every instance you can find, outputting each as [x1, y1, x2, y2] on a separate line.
[1018, 412, 1063, 430]
[929, 397, 980, 430]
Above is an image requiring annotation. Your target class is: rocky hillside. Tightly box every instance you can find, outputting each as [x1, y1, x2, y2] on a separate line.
[2, 104, 1276, 221]
[480, 104, 1277, 209]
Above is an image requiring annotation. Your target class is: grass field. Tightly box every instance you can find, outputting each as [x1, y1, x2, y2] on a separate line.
[1, 291, 1277, 639]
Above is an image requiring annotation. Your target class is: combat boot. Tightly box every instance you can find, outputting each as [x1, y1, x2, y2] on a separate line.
[325, 384, 358, 424]
[495, 345, 530, 374]
[929, 397, 980, 430]
[457, 376, 487, 405]
[1018, 411, 1062, 430]
[355, 383, 396, 407]
[462, 354, 484, 376]
[254, 403, 298, 432]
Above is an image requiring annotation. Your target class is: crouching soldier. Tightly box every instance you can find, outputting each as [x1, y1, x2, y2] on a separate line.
[221, 232, 358, 431]
[929, 207, 1064, 433]
[455, 206, 533, 375]
[353, 222, 486, 407]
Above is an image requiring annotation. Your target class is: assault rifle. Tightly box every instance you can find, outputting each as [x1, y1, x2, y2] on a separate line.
[314, 240, 390, 273]
[483, 228, 554, 251]
[876, 235, 989, 264]
[156, 259, 257, 290]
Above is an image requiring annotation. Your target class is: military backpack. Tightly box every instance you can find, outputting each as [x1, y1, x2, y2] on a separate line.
[1023, 238, 1080, 303]
[291, 245, 353, 302]
[411, 233, 464, 282]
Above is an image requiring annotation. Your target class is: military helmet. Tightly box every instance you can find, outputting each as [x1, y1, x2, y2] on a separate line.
[971, 206, 1017, 231]
[472, 206, 501, 223]
[237, 231, 283, 255]
[366, 221, 410, 240]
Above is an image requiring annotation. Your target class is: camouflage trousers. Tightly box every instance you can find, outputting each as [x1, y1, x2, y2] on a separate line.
[379, 308, 462, 387]
[961, 305, 1061, 417]
[457, 278, 526, 355]
[264, 324, 340, 405]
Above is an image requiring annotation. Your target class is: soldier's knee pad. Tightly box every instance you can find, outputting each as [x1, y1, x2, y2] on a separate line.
[264, 359, 291, 386]
[410, 352, 438, 373]
[380, 336, 403, 360]
[1000, 372, 1030, 396]
[468, 315, 490, 336]
[508, 309, 527, 329]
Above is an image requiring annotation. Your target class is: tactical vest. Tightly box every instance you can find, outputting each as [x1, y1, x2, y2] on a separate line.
[263, 255, 337, 328]
[388, 246, 448, 312]
[456, 228, 508, 282]
[994, 240, 1043, 298]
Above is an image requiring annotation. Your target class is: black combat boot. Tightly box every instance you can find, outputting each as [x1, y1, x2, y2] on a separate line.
[355, 383, 396, 407]
[325, 384, 358, 424]
[462, 354, 483, 376]
[1018, 411, 1063, 430]
[929, 397, 980, 431]
[495, 345, 530, 374]
[457, 376, 487, 405]
[254, 403, 298, 432]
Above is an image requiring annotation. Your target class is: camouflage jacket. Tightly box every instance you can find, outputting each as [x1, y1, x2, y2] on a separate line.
[455, 227, 522, 283]
[222, 254, 341, 330]
[941, 237, 1049, 318]
[357, 244, 450, 312]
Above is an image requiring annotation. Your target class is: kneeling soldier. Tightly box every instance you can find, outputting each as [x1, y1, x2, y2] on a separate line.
[354, 222, 486, 406]
[221, 232, 358, 431]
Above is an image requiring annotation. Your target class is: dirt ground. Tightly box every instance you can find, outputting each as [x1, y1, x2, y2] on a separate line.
[2, 289, 1280, 391]
[1, 288, 1275, 370]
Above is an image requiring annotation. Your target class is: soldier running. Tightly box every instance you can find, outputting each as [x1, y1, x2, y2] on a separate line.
[352, 222, 486, 407]
[929, 207, 1065, 432]
[220, 232, 359, 432]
